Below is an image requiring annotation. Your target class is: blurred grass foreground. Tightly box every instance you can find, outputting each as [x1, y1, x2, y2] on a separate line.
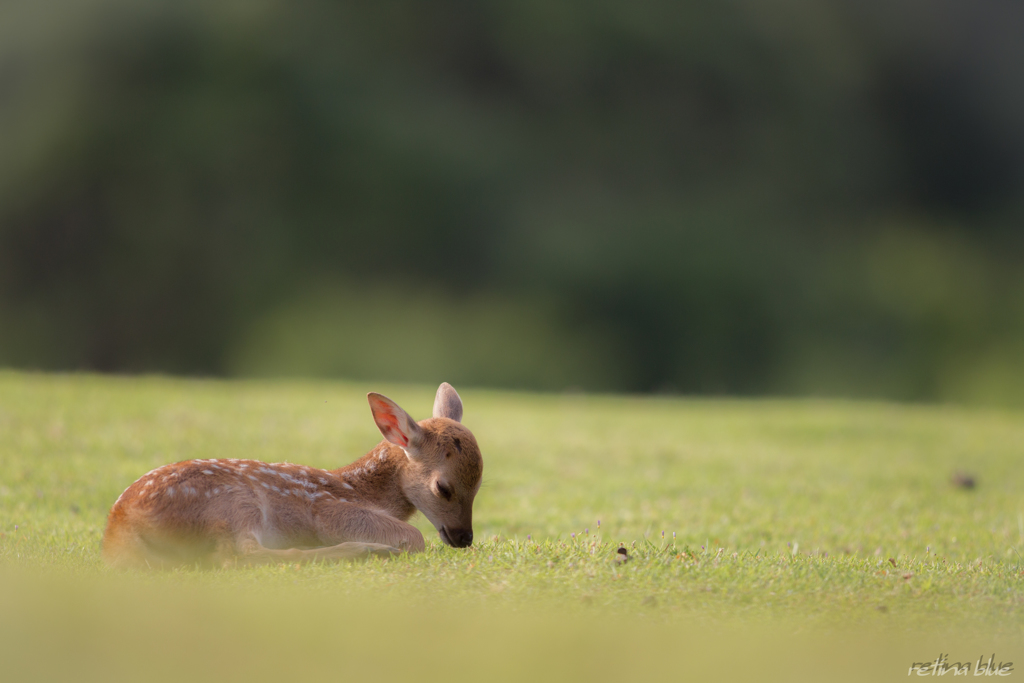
[2, 1, 1024, 402]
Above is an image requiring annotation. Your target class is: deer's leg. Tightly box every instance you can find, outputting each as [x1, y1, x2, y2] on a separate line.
[313, 502, 426, 553]
[229, 533, 400, 566]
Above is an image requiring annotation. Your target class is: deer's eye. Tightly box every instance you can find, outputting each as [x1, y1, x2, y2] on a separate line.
[435, 482, 453, 500]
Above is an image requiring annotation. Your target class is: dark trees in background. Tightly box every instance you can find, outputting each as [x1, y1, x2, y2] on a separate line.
[1, 0, 1023, 401]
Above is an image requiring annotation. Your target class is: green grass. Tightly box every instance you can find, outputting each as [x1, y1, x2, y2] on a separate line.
[0, 371, 1021, 682]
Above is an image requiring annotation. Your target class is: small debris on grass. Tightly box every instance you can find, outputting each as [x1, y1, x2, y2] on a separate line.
[902, 572, 914, 580]
[615, 547, 630, 563]
[888, 558, 897, 567]
[876, 605, 889, 613]
[951, 471, 976, 489]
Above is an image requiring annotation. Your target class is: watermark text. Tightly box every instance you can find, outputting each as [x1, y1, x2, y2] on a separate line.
[908, 654, 1012, 676]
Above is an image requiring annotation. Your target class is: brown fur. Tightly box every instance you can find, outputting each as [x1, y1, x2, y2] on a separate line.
[101, 383, 483, 568]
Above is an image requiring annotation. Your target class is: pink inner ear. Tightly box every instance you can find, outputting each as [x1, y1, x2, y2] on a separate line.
[388, 427, 409, 447]
[374, 410, 409, 447]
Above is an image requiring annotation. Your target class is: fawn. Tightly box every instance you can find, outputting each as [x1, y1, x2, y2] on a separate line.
[102, 383, 483, 568]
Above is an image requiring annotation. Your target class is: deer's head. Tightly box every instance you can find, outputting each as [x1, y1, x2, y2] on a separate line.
[367, 383, 482, 548]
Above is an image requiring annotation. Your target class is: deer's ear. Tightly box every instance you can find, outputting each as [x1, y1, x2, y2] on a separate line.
[368, 393, 424, 449]
[432, 382, 463, 422]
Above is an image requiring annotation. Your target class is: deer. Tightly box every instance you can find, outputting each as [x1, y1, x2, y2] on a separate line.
[102, 383, 482, 568]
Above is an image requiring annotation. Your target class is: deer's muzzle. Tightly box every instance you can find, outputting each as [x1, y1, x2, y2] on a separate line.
[439, 526, 473, 548]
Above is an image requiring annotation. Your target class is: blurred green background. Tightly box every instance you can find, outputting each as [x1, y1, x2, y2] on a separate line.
[1, 0, 1023, 402]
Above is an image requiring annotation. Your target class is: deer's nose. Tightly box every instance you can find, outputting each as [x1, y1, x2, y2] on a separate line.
[445, 528, 473, 548]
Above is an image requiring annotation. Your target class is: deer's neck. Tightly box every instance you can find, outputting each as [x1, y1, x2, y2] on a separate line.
[330, 442, 415, 521]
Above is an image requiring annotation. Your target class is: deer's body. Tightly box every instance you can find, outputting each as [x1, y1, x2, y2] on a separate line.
[102, 383, 482, 568]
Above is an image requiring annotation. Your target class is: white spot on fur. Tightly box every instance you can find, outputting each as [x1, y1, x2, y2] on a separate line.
[143, 480, 153, 487]
[378, 452, 386, 461]
[342, 482, 353, 490]
[277, 472, 300, 486]
[205, 491, 211, 498]
[166, 486, 175, 497]
[318, 477, 328, 485]
[202, 470, 214, 475]
[247, 474, 258, 482]
[261, 482, 270, 489]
